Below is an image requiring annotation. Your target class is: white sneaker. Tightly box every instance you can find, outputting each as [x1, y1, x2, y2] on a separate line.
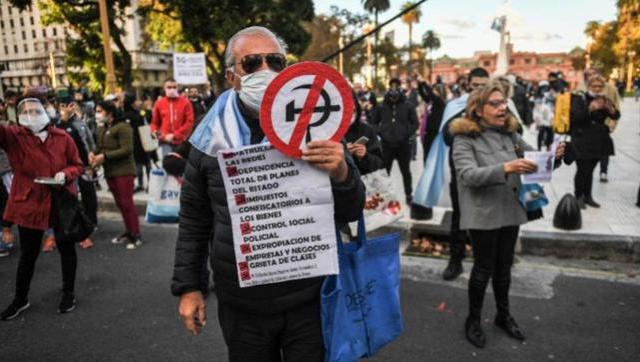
[126, 238, 143, 250]
[111, 233, 128, 244]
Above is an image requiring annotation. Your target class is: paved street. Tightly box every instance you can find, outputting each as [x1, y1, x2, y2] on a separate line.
[1, 217, 639, 361]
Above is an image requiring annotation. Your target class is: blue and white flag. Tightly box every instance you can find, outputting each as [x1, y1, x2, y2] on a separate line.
[413, 94, 468, 208]
[190, 89, 253, 157]
[491, 16, 506, 32]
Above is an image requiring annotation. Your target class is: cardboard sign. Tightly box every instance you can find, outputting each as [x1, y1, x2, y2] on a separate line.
[217, 143, 339, 288]
[173, 53, 207, 85]
[260, 62, 354, 158]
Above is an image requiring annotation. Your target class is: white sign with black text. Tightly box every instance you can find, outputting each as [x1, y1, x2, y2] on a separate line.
[217, 144, 339, 288]
[173, 52, 207, 85]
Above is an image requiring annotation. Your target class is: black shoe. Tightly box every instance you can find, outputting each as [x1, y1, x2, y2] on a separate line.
[577, 196, 586, 210]
[584, 197, 600, 208]
[495, 314, 525, 341]
[599, 173, 608, 183]
[1, 299, 30, 321]
[465, 317, 486, 348]
[443, 261, 463, 281]
[58, 293, 76, 314]
[133, 186, 145, 193]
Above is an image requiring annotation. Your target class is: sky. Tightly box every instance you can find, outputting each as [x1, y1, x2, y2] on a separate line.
[313, 0, 618, 58]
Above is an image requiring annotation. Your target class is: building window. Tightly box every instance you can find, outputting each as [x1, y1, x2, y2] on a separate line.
[3, 46, 8, 55]
[8, 7, 12, 15]
[14, 45, 18, 54]
[0, 20, 3, 29]
[524, 58, 531, 65]
[10, 19, 14, 28]
[30, 17, 34, 26]
[34, 42, 38, 52]
[53, 28, 57, 36]
[509, 59, 515, 65]
[20, 18, 24, 27]
[23, 44, 28, 53]
[483, 60, 491, 67]
[22, 31, 26, 40]
[32, 30, 36, 38]
[44, 42, 48, 52]
[42, 29, 46, 37]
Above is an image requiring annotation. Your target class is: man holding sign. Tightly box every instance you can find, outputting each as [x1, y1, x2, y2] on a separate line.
[171, 26, 365, 361]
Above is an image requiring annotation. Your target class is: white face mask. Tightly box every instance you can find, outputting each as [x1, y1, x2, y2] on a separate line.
[238, 70, 278, 113]
[95, 113, 107, 126]
[17, 99, 50, 134]
[587, 90, 603, 97]
[46, 106, 57, 118]
[165, 88, 179, 98]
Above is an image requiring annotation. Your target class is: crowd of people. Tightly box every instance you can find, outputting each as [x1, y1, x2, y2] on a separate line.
[0, 24, 636, 359]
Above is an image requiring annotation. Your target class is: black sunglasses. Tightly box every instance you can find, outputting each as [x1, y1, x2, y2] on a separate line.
[238, 53, 287, 74]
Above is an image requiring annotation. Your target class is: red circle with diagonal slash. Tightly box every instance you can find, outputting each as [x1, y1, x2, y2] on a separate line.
[260, 62, 354, 159]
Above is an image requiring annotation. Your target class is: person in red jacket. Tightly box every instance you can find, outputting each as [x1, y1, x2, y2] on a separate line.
[151, 78, 195, 155]
[0, 95, 84, 321]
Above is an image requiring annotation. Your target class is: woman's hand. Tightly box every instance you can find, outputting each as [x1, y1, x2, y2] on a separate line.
[92, 154, 105, 167]
[504, 159, 538, 174]
[555, 142, 566, 159]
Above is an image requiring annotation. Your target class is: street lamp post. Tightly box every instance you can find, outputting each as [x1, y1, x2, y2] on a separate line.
[627, 50, 636, 93]
[98, 0, 117, 94]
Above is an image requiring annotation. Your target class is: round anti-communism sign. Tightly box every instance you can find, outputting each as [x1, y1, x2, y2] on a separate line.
[260, 62, 354, 158]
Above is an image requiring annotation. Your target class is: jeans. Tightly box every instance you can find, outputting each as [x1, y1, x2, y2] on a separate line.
[136, 159, 152, 189]
[382, 141, 413, 199]
[599, 156, 609, 175]
[217, 300, 324, 362]
[467, 226, 519, 320]
[15, 227, 77, 301]
[106, 176, 140, 237]
[574, 158, 599, 199]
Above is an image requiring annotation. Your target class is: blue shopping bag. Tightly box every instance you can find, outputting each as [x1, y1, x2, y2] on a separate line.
[321, 217, 404, 362]
[145, 168, 181, 223]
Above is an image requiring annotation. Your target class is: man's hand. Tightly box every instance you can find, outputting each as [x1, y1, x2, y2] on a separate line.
[179, 291, 206, 336]
[164, 133, 175, 143]
[504, 159, 538, 174]
[302, 140, 349, 183]
[347, 143, 367, 159]
[88, 152, 95, 165]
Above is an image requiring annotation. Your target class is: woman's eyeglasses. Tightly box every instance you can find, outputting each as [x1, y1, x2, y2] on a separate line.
[238, 53, 287, 74]
[485, 99, 508, 108]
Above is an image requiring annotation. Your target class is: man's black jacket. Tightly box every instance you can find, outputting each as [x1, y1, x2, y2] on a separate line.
[171, 118, 365, 315]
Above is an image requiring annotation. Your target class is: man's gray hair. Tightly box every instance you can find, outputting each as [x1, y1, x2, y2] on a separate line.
[224, 26, 288, 71]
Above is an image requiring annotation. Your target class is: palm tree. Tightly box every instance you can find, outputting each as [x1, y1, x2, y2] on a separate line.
[584, 20, 601, 38]
[401, 2, 422, 62]
[422, 30, 441, 82]
[362, 0, 390, 87]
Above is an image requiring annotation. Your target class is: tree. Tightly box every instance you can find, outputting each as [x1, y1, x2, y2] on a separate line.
[375, 36, 401, 82]
[401, 1, 421, 62]
[9, 0, 134, 93]
[361, 0, 390, 85]
[614, 0, 640, 80]
[301, 8, 369, 79]
[140, 0, 315, 90]
[422, 30, 440, 82]
[569, 47, 587, 71]
[586, 21, 620, 75]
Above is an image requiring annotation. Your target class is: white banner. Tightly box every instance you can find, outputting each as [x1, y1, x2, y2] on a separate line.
[217, 144, 339, 288]
[173, 52, 207, 85]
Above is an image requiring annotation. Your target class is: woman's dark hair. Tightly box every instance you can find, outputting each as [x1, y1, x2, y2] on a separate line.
[97, 100, 119, 119]
[123, 93, 137, 112]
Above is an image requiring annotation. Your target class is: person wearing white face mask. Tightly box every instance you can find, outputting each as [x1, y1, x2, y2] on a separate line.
[0, 94, 84, 320]
[172, 26, 365, 361]
[150, 78, 195, 155]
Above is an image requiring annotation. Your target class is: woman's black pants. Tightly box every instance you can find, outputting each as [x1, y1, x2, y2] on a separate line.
[574, 158, 599, 199]
[467, 226, 519, 320]
[15, 227, 77, 302]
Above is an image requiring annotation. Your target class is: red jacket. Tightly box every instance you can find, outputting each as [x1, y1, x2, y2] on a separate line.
[0, 125, 84, 231]
[150, 96, 194, 145]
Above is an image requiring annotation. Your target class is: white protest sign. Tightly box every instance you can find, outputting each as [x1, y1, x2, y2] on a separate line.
[217, 143, 339, 288]
[260, 62, 354, 158]
[173, 52, 207, 85]
[522, 151, 554, 184]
